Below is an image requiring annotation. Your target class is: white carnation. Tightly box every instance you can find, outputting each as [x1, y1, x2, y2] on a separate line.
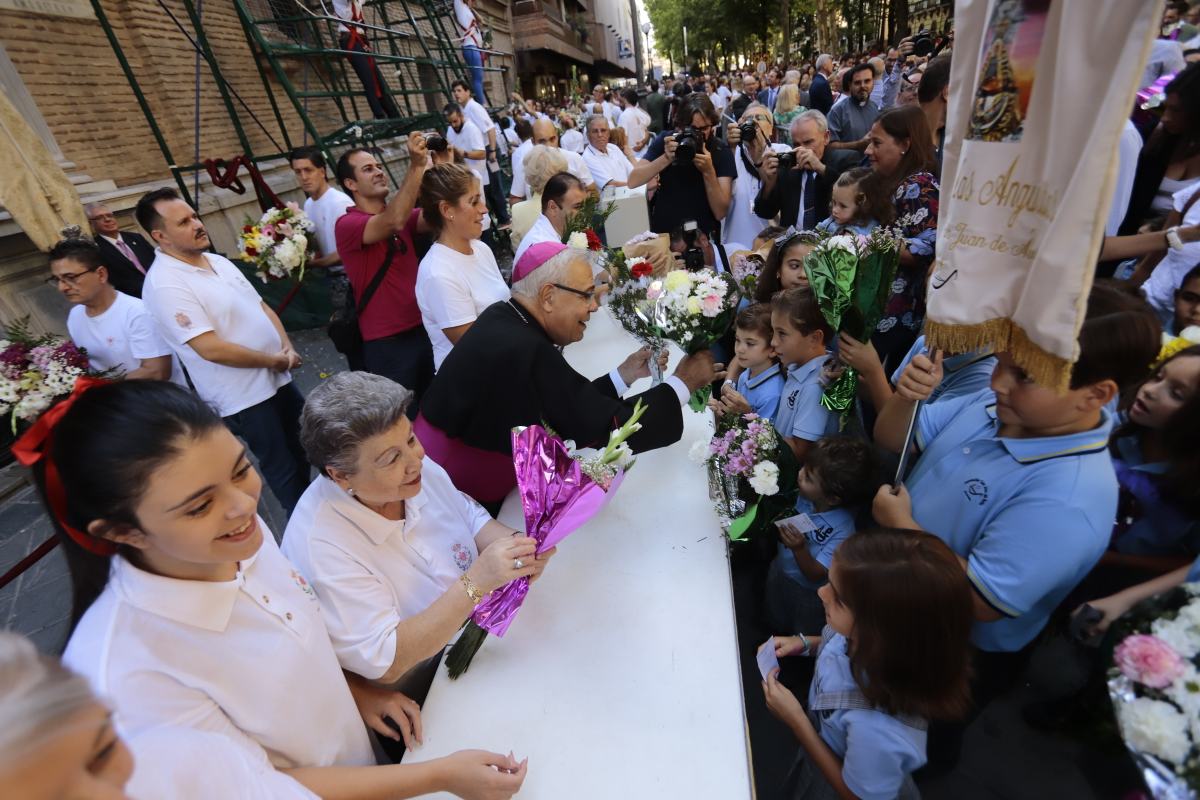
[748, 461, 780, 496]
[1118, 697, 1192, 765]
[1151, 600, 1200, 659]
[827, 234, 856, 254]
[568, 231, 588, 249]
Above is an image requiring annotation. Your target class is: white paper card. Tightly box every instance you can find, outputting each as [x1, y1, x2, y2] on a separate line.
[757, 637, 780, 679]
[775, 512, 817, 534]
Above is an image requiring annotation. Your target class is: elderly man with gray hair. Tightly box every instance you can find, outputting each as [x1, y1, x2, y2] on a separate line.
[416, 242, 723, 508]
[754, 109, 854, 229]
[282, 371, 549, 702]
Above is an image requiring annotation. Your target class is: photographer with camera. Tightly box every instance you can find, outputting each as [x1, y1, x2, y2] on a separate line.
[628, 94, 736, 237]
[722, 103, 791, 249]
[754, 110, 853, 231]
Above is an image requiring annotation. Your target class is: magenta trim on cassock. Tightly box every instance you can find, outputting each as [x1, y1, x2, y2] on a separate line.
[413, 414, 517, 505]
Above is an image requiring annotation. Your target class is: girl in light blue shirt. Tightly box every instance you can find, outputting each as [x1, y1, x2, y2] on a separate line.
[762, 529, 973, 800]
[814, 168, 888, 238]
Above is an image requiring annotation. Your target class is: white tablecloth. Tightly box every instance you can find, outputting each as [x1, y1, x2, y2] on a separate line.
[401, 308, 754, 799]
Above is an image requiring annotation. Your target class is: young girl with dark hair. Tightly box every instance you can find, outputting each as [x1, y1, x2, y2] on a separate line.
[754, 230, 821, 304]
[762, 528, 973, 800]
[15, 379, 527, 800]
[815, 168, 892, 237]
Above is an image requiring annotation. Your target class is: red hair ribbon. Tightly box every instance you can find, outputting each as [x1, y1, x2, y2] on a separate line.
[11, 376, 117, 556]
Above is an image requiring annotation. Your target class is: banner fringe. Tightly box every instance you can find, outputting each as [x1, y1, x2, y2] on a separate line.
[925, 318, 1072, 395]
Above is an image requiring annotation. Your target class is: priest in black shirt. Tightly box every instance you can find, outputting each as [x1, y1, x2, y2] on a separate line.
[416, 241, 723, 507]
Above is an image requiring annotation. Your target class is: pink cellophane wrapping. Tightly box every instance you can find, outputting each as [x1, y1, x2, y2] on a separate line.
[469, 425, 626, 637]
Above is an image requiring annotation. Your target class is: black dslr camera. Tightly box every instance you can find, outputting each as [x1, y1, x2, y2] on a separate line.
[737, 121, 759, 146]
[913, 29, 936, 57]
[777, 150, 797, 171]
[680, 221, 705, 270]
[673, 127, 702, 165]
[425, 133, 448, 153]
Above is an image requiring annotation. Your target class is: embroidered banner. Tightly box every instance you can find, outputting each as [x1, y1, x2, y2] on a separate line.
[926, 0, 1162, 391]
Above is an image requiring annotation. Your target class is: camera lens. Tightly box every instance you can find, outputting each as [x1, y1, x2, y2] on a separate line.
[778, 151, 797, 170]
[738, 122, 758, 144]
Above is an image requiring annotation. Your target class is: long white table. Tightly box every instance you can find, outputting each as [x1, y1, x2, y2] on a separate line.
[402, 308, 754, 799]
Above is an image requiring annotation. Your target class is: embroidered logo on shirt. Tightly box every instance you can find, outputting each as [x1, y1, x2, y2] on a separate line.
[452, 542, 474, 572]
[174, 312, 193, 329]
[786, 389, 799, 410]
[963, 479, 989, 506]
[290, 569, 318, 601]
[808, 523, 836, 545]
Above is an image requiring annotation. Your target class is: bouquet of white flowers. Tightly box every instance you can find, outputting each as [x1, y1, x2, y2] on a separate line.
[0, 318, 109, 432]
[1108, 584, 1200, 796]
[239, 203, 316, 283]
[697, 412, 797, 541]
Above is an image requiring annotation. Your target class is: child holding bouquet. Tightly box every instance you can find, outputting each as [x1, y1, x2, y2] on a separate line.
[770, 288, 837, 462]
[766, 437, 881, 636]
[815, 168, 888, 238]
[712, 304, 785, 420]
[762, 529, 973, 800]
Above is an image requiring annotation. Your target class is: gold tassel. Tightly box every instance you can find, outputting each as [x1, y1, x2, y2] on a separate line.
[925, 318, 1072, 395]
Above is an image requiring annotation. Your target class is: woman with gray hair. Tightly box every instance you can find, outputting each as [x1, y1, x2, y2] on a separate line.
[282, 371, 548, 699]
[416, 242, 723, 506]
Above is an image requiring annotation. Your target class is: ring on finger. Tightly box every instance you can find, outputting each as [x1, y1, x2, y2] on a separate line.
[514, 558, 525, 569]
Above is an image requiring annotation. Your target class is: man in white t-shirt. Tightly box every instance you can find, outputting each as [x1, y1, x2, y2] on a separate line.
[512, 172, 587, 265]
[135, 188, 311, 515]
[507, 118, 596, 203]
[581, 115, 634, 191]
[452, 79, 510, 227]
[290, 146, 354, 269]
[47, 236, 173, 381]
[590, 85, 621, 128]
[617, 88, 652, 154]
[445, 103, 489, 194]
[559, 114, 585, 154]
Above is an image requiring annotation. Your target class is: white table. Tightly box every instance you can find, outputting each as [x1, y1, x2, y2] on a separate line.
[402, 309, 755, 799]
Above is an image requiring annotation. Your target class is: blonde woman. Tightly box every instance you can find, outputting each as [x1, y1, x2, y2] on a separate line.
[773, 84, 805, 145]
[511, 145, 569, 250]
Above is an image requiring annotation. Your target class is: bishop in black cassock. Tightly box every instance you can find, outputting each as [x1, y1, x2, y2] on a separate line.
[416, 241, 720, 506]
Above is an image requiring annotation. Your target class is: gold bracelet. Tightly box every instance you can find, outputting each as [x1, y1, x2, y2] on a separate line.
[460, 573, 483, 606]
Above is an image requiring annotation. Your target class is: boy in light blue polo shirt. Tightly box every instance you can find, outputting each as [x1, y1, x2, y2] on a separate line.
[890, 334, 996, 405]
[770, 288, 838, 463]
[873, 285, 1162, 658]
[711, 304, 786, 420]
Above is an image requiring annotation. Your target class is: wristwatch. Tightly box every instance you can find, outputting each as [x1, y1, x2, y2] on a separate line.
[1167, 226, 1185, 251]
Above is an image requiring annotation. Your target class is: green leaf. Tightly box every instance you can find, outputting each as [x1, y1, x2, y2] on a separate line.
[728, 501, 759, 541]
[688, 385, 713, 413]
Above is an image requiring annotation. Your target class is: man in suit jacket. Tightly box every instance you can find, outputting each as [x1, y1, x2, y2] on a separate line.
[808, 54, 835, 115]
[756, 68, 782, 111]
[86, 203, 156, 298]
[753, 110, 854, 229]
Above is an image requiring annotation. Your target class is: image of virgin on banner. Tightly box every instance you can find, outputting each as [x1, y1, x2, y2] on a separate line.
[968, 0, 1051, 143]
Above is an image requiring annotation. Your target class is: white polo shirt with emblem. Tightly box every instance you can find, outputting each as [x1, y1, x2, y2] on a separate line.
[141, 250, 291, 417]
[282, 459, 492, 680]
[63, 521, 375, 770]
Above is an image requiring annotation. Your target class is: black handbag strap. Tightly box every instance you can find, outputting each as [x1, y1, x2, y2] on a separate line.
[356, 236, 399, 315]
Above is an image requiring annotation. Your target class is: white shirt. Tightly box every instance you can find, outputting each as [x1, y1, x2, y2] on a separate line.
[618, 105, 652, 151]
[453, 0, 482, 47]
[67, 291, 172, 375]
[141, 250, 290, 417]
[1107, 119, 1143, 237]
[461, 97, 495, 137]
[127, 727, 318, 800]
[282, 466, 492, 680]
[415, 240, 511, 368]
[582, 143, 634, 191]
[503, 127, 522, 149]
[1144, 182, 1200, 323]
[446, 119, 490, 187]
[512, 213, 561, 265]
[331, 0, 361, 34]
[710, 91, 728, 112]
[303, 186, 355, 262]
[63, 524, 375, 770]
[560, 128, 585, 154]
[724, 142, 791, 251]
[508, 140, 595, 199]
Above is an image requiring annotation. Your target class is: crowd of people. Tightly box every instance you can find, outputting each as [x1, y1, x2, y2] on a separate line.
[5, 5, 1200, 799]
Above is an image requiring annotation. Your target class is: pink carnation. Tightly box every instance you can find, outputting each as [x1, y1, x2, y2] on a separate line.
[701, 293, 723, 316]
[1115, 634, 1186, 689]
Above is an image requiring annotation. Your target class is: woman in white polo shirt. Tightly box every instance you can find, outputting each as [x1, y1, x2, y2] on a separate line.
[414, 163, 511, 370]
[283, 372, 552, 697]
[19, 380, 526, 799]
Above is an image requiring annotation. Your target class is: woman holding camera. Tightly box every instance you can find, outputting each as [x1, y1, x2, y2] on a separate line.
[414, 162, 510, 371]
[628, 93, 736, 236]
[723, 102, 792, 250]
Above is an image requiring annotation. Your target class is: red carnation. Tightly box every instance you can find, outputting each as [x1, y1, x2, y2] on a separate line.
[242, 225, 254, 234]
[585, 228, 602, 251]
[630, 260, 653, 279]
[245, 246, 258, 256]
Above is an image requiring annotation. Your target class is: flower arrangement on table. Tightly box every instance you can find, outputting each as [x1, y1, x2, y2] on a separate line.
[803, 226, 903, 415]
[239, 203, 316, 284]
[444, 401, 647, 679]
[606, 258, 739, 410]
[562, 195, 615, 274]
[0, 318, 106, 432]
[1108, 584, 1200, 796]
[693, 412, 798, 541]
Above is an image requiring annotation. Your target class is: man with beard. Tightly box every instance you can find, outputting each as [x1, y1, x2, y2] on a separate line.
[827, 62, 881, 152]
[135, 188, 311, 514]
